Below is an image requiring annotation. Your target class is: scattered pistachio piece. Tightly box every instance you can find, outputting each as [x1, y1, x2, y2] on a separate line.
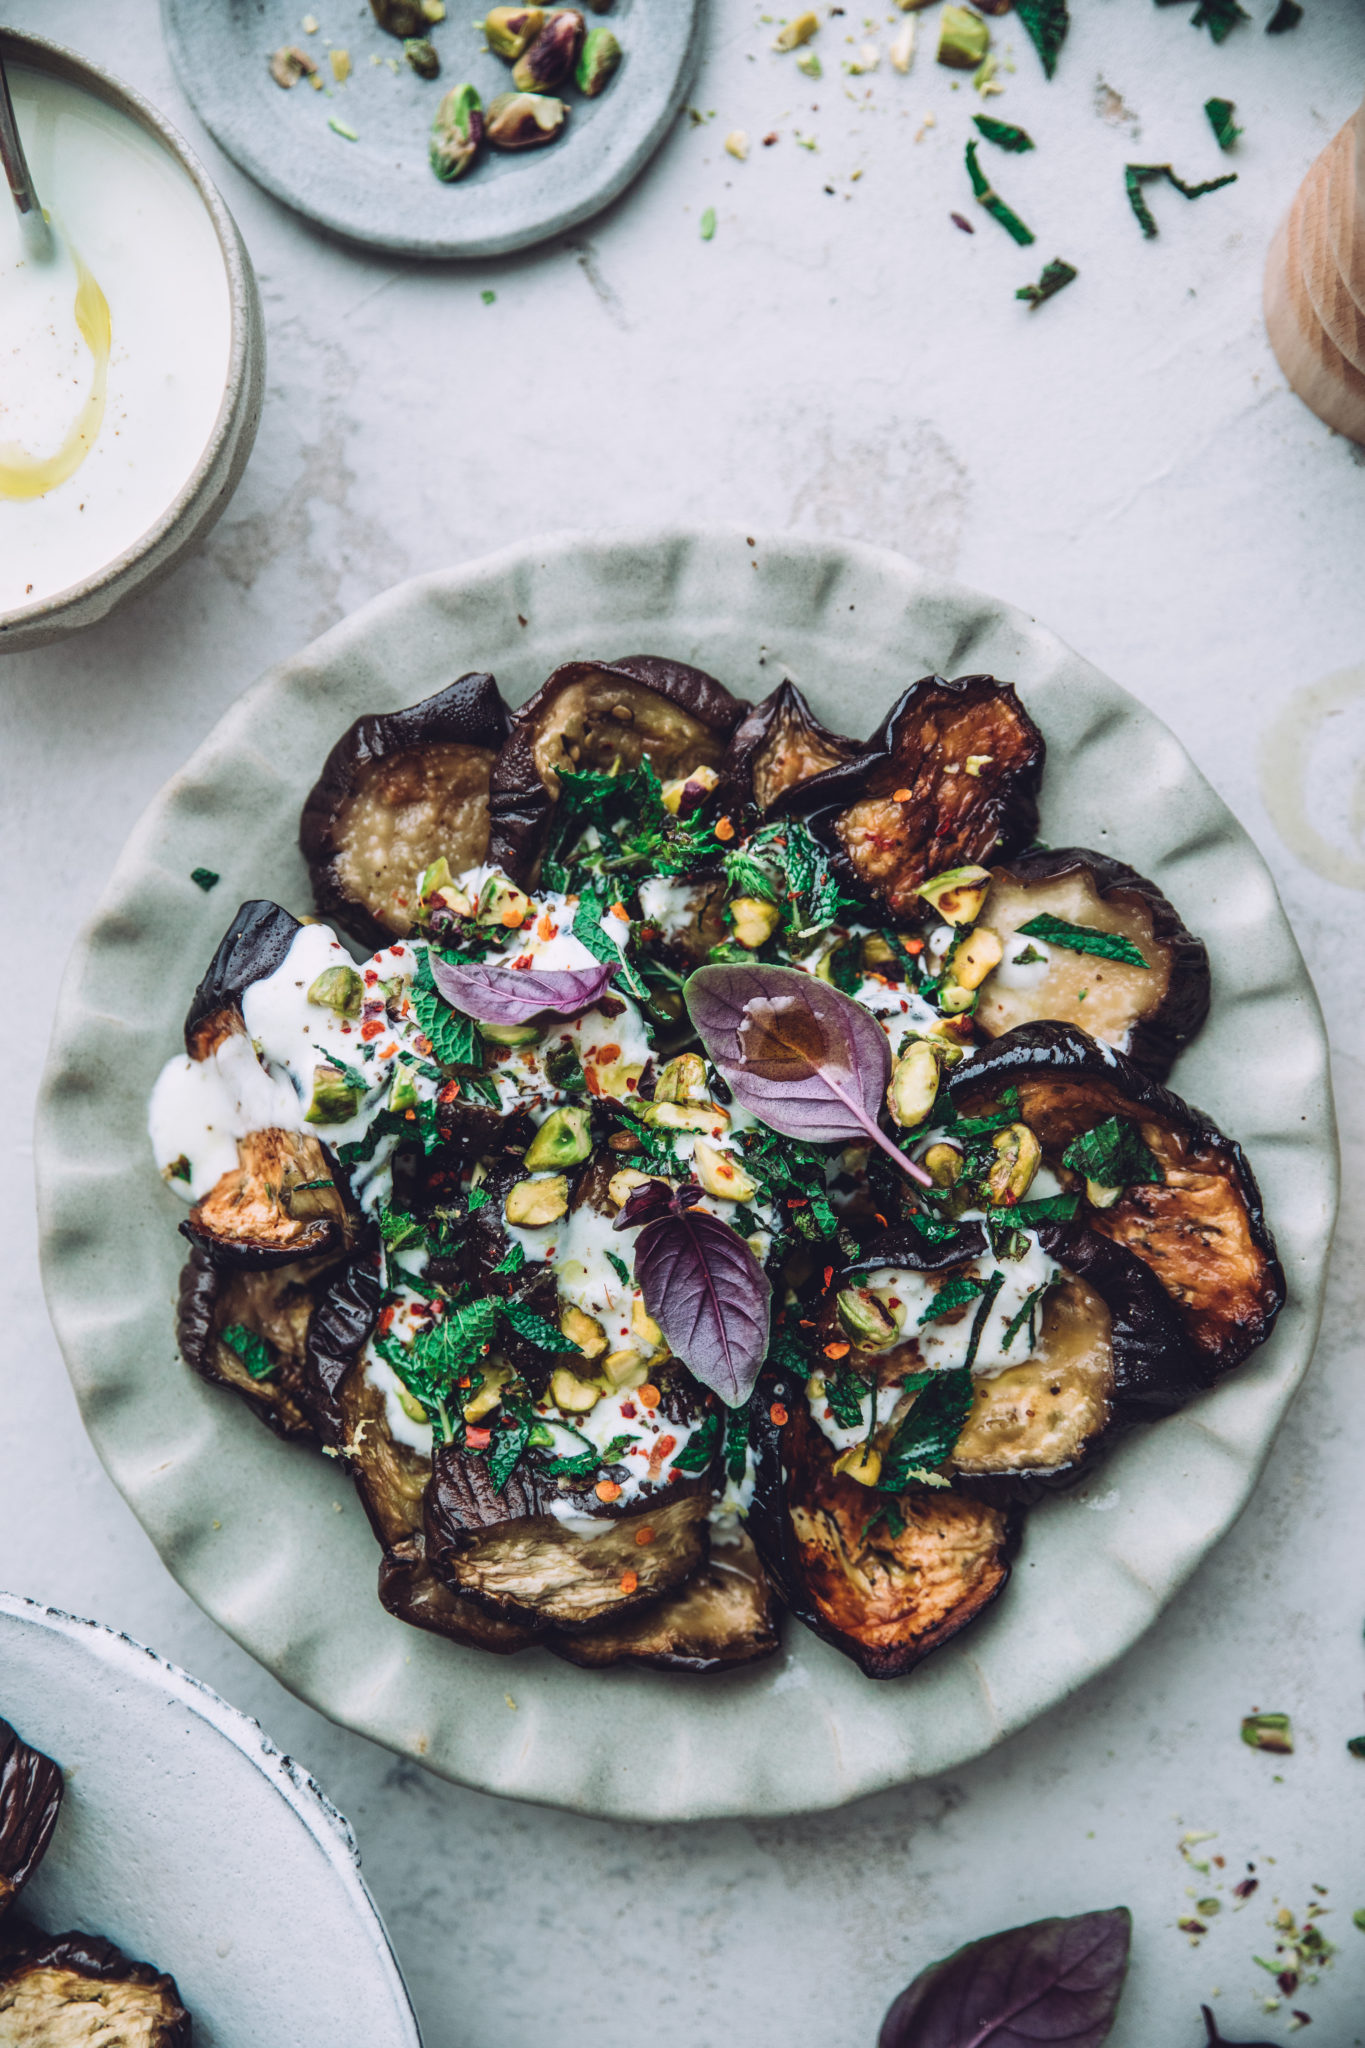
[486, 89, 568, 149]
[269, 44, 318, 88]
[890, 19, 915, 71]
[833, 1441, 882, 1485]
[836, 1288, 900, 1350]
[796, 48, 822, 77]
[1241, 1711, 1294, 1754]
[328, 116, 359, 140]
[330, 47, 352, 82]
[405, 35, 440, 76]
[700, 206, 717, 240]
[938, 4, 990, 68]
[371, 0, 437, 35]
[430, 83, 485, 179]
[774, 11, 819, 50]
[725, 128, 750, 160]
[577, 26, 621, 95]
[512, 9, 585, 93]
[847, 42, 880, 73]
[482, 5, 546, 58]
[303, 13, 319, 30]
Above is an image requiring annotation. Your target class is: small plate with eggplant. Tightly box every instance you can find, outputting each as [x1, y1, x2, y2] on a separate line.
[0, 1593, 420, 2046]
[37, 530, 1335, 1820]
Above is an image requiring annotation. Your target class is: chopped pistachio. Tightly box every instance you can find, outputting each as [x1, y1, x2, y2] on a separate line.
[654, 1053, 709, 1104]
[328, 116, 359, 140]
[836, 1288, 899, 1349]
[550, 1365, 600, 1413]
[964, 753, 993, 775]
[917, 864, 993, 925]
[846, 42, 880, 73]
[388, 1061, 420, 1114]
[303, 13, 319, 29]
[505, 1174, 570, 1226]
[796, 48, 822, 77]
[486, 89, 568, 149]
[330, 47, 352, 81]
[607, 1166, 658, 1209]
[560, 1303, 608, 1358]
[774, 11, 819, 50]
[986, 1122, 1042, 1205]
[700, 206, 717, 240]
[631, 1295, 665, 1351]
[890, 19, 915, 70]
[476, 872, 531, 925]
[404, 36, 440, 75]
[887, 1040, 940, 1129]
[482, 5, 546, 57]
[430, 83, 484, 179]
[724, 128, 750, 160]
[304, 1062, 362, 1124]
[729, 896, 781, 948]
[1241, 1711, 1294, 1754]
[937, 4, 989, 68]
[692, 1137, 758, 1202]
[524, 1104, 593, 1170]
[642, 1098, 729, 1134]
[371, 0, 438, 34]
[833, 1441, 882, 1485]
[269, 45, 318, 87]
[480, 1020, 540, 1048]
[660, 763, 719, 813]
[950, 925, 1003, 991]
[577, 25, 621, 95]
[307, 964, 364, 1016]
[922, 1141, 964, 1187]
[512, 10, 585, 92]
[600, 1347, 647, 1389]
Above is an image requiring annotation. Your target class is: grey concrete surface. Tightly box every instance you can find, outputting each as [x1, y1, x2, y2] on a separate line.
[1, 2, 1363, 2043]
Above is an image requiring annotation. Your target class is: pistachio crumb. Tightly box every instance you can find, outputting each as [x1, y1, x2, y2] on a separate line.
[725, 128, 750, 159]
[330, 47, 351, 81]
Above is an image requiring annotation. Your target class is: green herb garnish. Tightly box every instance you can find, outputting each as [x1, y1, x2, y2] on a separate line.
[700, 207, 717, 241]
[824, 1365, 868, 1429]
[1004, 1192, 1080, 1228]
[966, 140, 1035, 246]
[411, 950, 481, 1068]
[1001, 1283, 1049, 1354]
[963, 1270, 1006, 1374]
[605, 1249, 631, 1286]
[1016, 258, 1078, 309]
[1124, 162, 1237, 238]
[1014, 0, 1069, 77]
[220, 1323, 274, 1380]
[878, 1366, 974, 1491]
[1063, 1117, 1163, 1190]
[1191, 0, 1248, 42]
[190, 867, 220, 892]
[500, 1300, 580, 1352]
[1204, 96, 1241, 150]
[918, 1274, 986, 1326]
[671, 1411, 720, 1473]
[974, 115, 1035, 153]
[1265, 0, 1302, 30]
[1017, 913, 1149, 967]
[492, 1243, 525, 1276]
[724, 1398, 752, 1483]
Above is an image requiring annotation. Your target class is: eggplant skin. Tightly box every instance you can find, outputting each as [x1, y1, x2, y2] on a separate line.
[176, 1246, 348, 1443]
[299, 671, 510, 949]
[486, 655, 744, 883]
[0, 1722, 62, 1923]
[747, 1378, 1020, 1679]
[772, 673, 1045, 920]
[0, 1924, 191, 2047]
[950, 1023, 1286, 1378]
[717, 680, 859, 817]
[548, 1527, 781, 1674]
[424, 1442, 714, 1632]
[183, 899, 303, 1059]
[978, 848, 1211, 1081]
[378, 1538, 536, 1656]
[303, 1240, 384, 1450]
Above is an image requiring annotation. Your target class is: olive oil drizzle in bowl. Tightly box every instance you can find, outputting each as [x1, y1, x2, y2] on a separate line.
[0, 239, 110, 501]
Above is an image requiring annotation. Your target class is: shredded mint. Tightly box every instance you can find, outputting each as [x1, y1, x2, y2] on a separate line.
[1063, 1116, 1163, 1189]
[190, 867, 220, 892]
[467, 1185, 491, 1213]
[1204, 97, 1241, 150]
[605, 1249, 631, 1286]
[1017, 913, 1149, 967]
[488, 1405, 530, 1491]
[918, 1274, 986, 1326]
[671, 1411, 720, 1473]
[1005, 1192, 1080, 1228]
[492, 1243, 525, 1276]
[878, 1366, 975, 1491]
[1125, 162, 1237, 238]
[500, 1300, 579, 1352]
[220, 1323, 274, 1380]
[1001, 1283, 1049, 1354]
[1016, 258, 1077, 309]
[974, 115, 1035, 153]
[966, 140, 1035, 245]
[1192, 0, 1249, 42]
[724, 1398, 752, 1482]
[1014, 0, 1069, 77]
[824, 1365, 868, 1429]
[963, 1270, 1006, 1374]
[411, 950, 481, 1067]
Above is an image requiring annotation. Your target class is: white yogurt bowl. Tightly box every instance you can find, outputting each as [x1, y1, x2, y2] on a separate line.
[0, 32, 263, 652]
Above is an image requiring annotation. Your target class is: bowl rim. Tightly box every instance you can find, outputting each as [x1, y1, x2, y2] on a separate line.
[0, 30, 255, 638]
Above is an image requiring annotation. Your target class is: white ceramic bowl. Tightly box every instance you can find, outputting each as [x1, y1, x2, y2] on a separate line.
[34, 530, 1338, 1822]
[0, 32, 263, 654]
[0, 1593, 420, 2047]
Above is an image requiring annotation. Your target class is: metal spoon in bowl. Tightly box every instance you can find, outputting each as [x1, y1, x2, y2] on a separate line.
[0, 46, 55, 261]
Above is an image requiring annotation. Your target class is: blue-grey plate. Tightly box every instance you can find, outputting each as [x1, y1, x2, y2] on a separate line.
[161, 0, 701, 259]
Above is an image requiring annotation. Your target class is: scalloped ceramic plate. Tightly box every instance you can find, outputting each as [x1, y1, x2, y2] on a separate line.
[35, 530, 1338, 1822]
[161, 0, 703, 260]
[0, 1594, 419, 2046]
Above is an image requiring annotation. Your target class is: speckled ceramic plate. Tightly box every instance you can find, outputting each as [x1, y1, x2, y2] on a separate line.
[35, 530, 1338, 1823]
[0, 1594, 420, 2046]
[161, 0, 702, 259]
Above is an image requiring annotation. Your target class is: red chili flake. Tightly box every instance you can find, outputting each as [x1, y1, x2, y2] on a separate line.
[787, 1196, 808, 1209]
[610, 902, 631, 922]
[873, 1212, 888, 1227]
[620, 1402, 638, 1420]
[714, 815, 736, 842]
[634, 1525, 656, 1546]
[626, 1075, 638, 1091]
[1232, 1878, 1258, 1899]
[595, 1042, 622, 1064]
[654, 1433, 677, 1461]
[769, 1403, 789, 1426]
[584, 1068, 602, 1097]
[378, 1305, 395, 1336]
[513, 952, 534, 970]
[619, 1569, 639, 1594]
[414, 1033, 432, 1055]
[360, 1019, 384, 1040]
[888, 1296, 901, 1309]
[822, 1265, 834, 1291]
[950, 211, 974, 233]
[363, 970, 379, 986]
[389, 946, 405, 957]
[824, 1341, 850, 1359]
[465, 1426, 492, 1449]
[379, 1041, 397, 1059]
[892, 786, 913, 802]
[439, 1081, 460, 1104]
[638, 924, 659, 942]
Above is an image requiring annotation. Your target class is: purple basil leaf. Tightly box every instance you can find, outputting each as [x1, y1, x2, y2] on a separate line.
[429, 954, 616, 1025]
[625, 1185, 771, 1405]
[1199, 2009, 1277, 2048]
[878, 1908, 1131, 2048]
[685, 963, 932, 1187]
[615, 1178, 676, 1231]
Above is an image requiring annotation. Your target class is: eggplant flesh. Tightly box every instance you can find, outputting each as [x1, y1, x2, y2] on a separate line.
[720, 680, 858, 815]
[548, 1526, 779, 1674]
[378, 1538, 537, 1655]
[487, 655, 743, 882]
[299, 670, 510, 948]
[0, 1926, 191, 2048]
[182, 1127, 351, 1269]
[425, 1443, 713, 1631]
[775, 673, 1044, 920]
[950, 1024, 1285, 1377]
[0, 1722, 61, 1923]
[747, 1386, 1018, 1679]
[176, 1246, 345, 1443]
[976, 850, 1210, 1081]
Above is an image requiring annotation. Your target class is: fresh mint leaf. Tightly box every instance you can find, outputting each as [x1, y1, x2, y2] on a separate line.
[313, 1045, 371, 1095]
[492, 1243, 525, 1276]
[190, 866, 220, 892]
[1204, 96, 1241, 150]
[1014, 0, 1069, 77]
[500, 1300, 579, 1352]
[601, 1432, 636, 1464]
[488, 1404, 531, 1492]
[1016, 258, 1078, 309]
[1007, 1192, 1080, 1228]
[460, 1071, 504, 1109]
[1017, 914, 1149, 968]
[1063, 1117, 1163, 1189]
[670, 1411, 720, 1474]
[605, 1249, 631, 1286]
[467, 1185, 491, 1213]
[1192, 0, 1248, 42]
[724, 1398, 752, 1482]
[963, 1270, 1006, 1374]
[411, 949, 481, 1067]
[878, 1367, 975, 1490]
[380, 1205, 427, 1254]
[824, 1365, 867, 1430]
[545, 1041, 587, 1093]
[1001, 1283, 1049, 1354]
[974, 115, 1034, 153]
[919, 1275, 986, 1326]
[1124, 161, 1237, 238]
[965, 139, 1035, 245]
[220, 1322, 274, 1380]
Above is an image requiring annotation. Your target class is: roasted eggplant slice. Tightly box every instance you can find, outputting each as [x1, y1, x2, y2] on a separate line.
[299, 671, 510, 948]
[424, 1442, 713, 1632]
[549, 1527, 781, 1673]
[0, 1925, 191, 2046]
[378, 1538, 536, 1655]
[487, 655, 743, 882]
[747, 1385, 1019, 1679]
[950, 1024, 1285, 1377]
[974, 850, 1210, 1080]
[718, 680, 859, 816]
[0, 1722, 61, 1923]
[180, 1127, 352, 1269]
[775, 673, 1044, 920]
[183, 898, 303, 1060]
[176, 1246, 347, 1442]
